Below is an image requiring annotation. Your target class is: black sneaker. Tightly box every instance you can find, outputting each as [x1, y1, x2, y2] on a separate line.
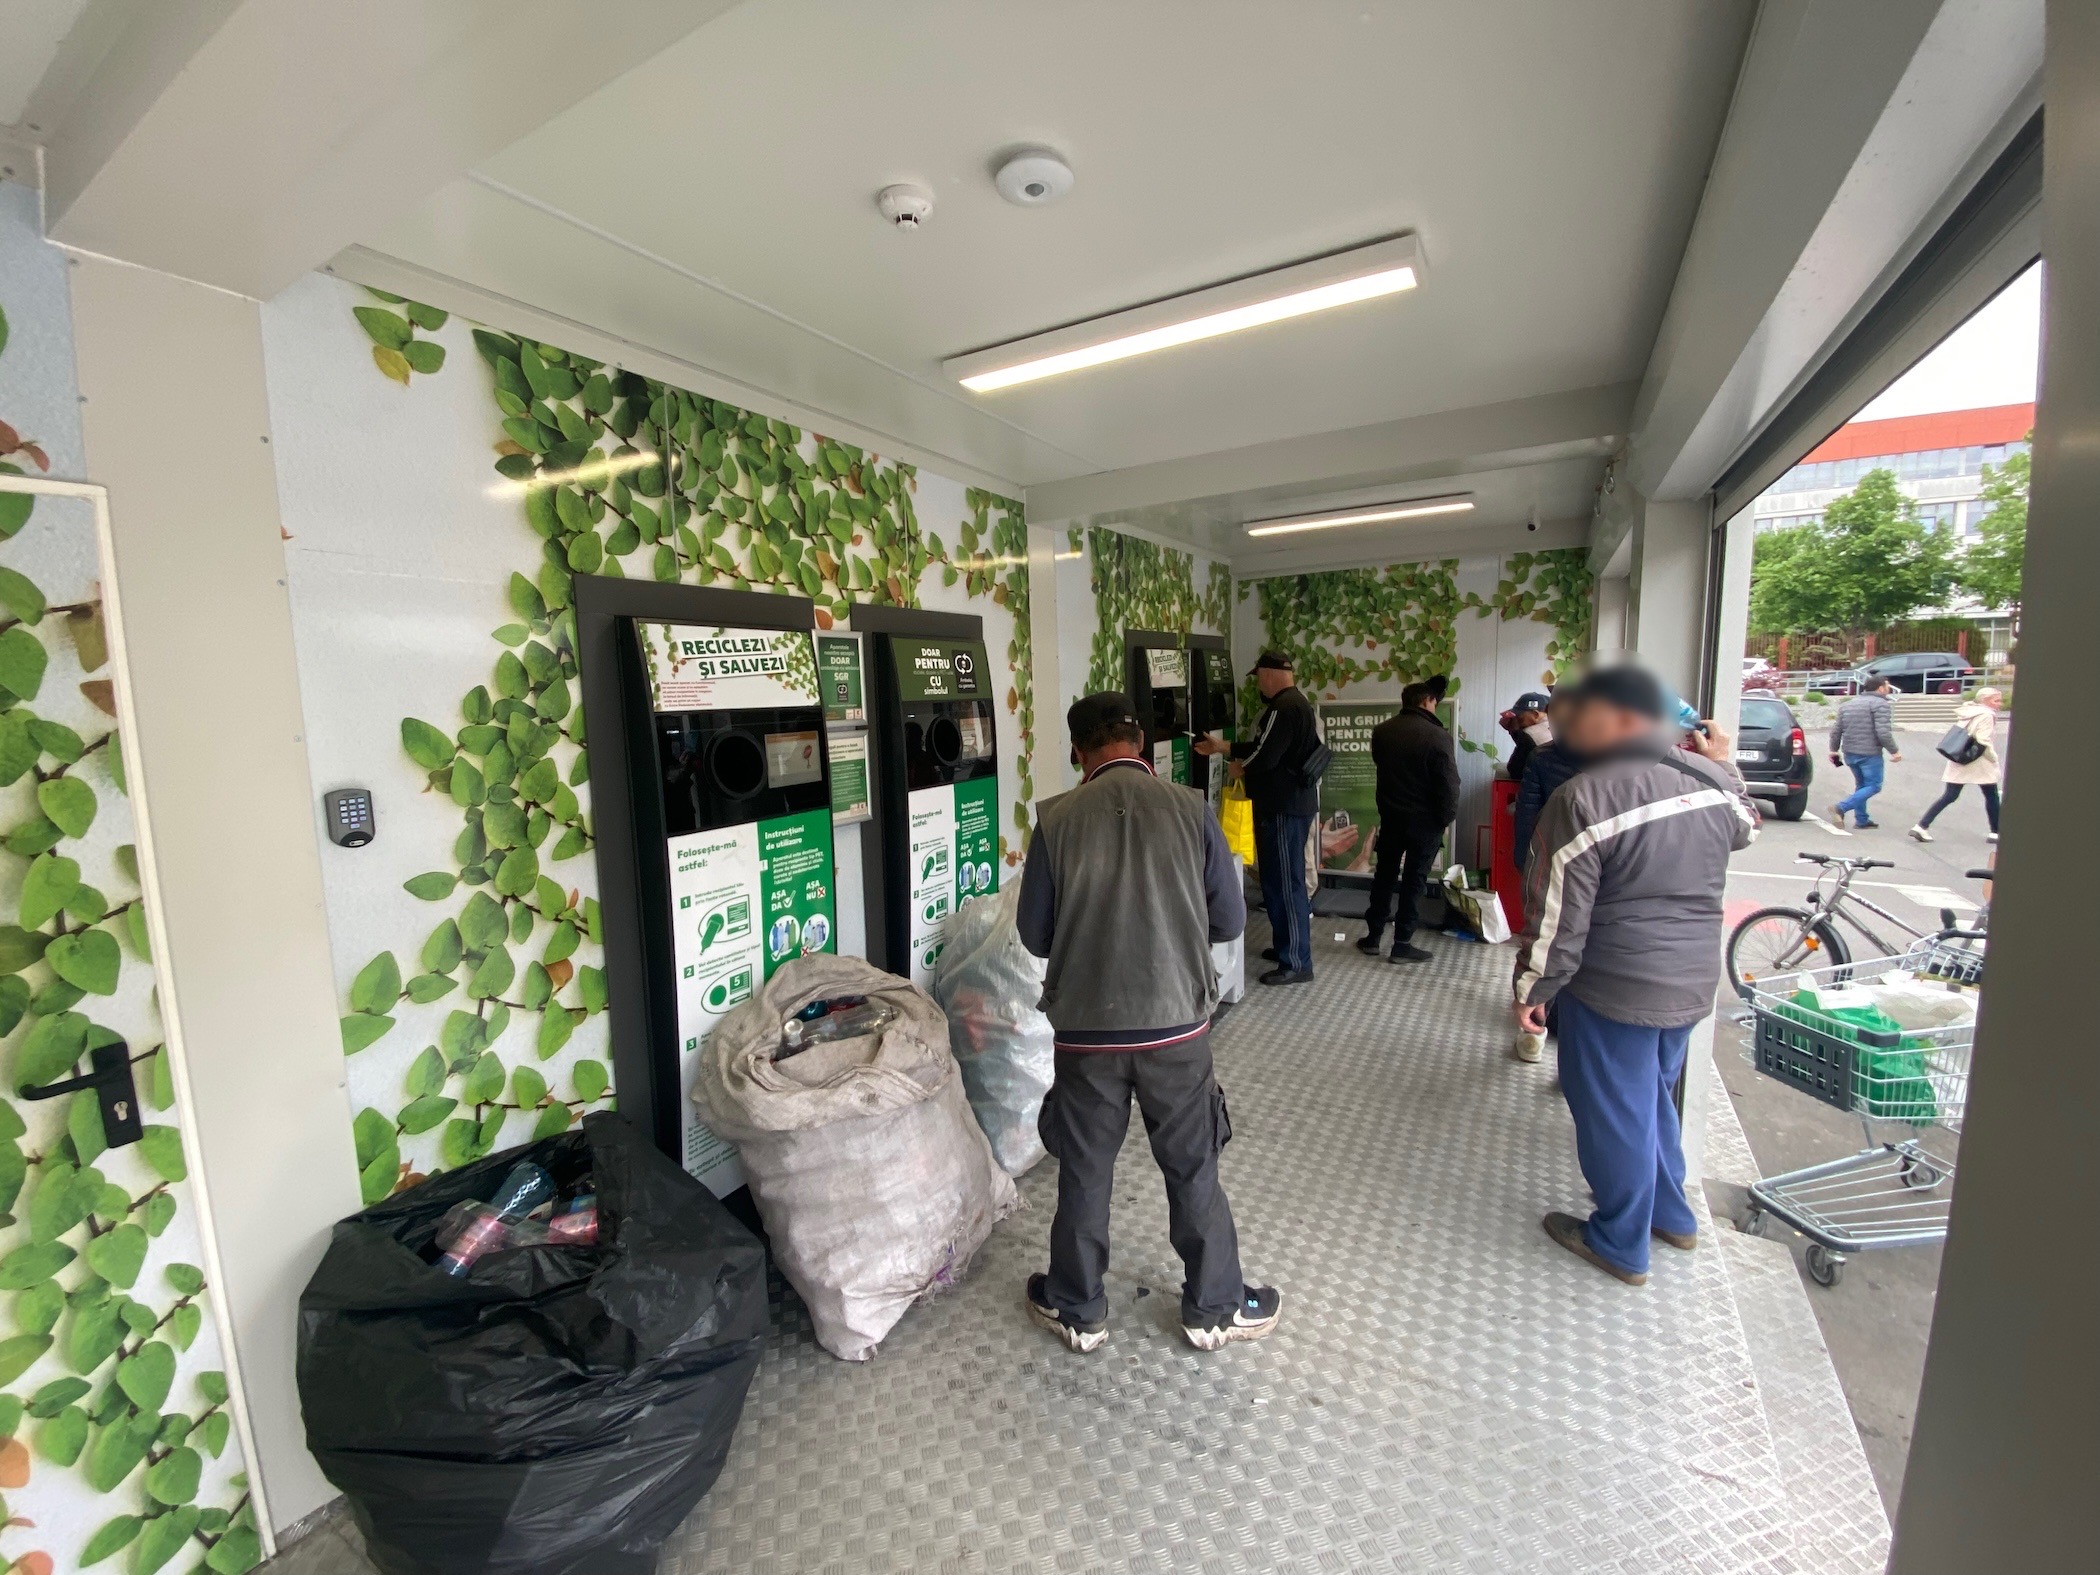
[1354, 935, 1383, 956]
[1387, 943, 1433, 964]
[1184, 1285, 1282, 1350]
[1259, 967, 1313, 987]
[1025, 1274, 1106, 1353]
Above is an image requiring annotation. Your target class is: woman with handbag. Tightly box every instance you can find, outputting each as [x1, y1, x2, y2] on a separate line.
[1909, 688, 2005, 843]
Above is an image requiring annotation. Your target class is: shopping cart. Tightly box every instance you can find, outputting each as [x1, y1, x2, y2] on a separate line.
[1735, 943, 1975, 1288]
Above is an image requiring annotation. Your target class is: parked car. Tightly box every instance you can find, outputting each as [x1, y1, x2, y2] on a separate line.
[1815, 651, 1981, 696]
[1741, 656, 1780, 693]
[1734, 694, 1812, 820]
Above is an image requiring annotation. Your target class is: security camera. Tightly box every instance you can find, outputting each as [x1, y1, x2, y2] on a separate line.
[877, 183, 934, 230]
[1526, 519, 1539, 533]
[993, 148, 1074, 207]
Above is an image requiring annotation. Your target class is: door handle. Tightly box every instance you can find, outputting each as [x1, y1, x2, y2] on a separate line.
[17, 1041, 145, 1149]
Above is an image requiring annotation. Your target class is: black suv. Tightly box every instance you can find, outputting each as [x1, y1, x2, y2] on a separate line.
[1734, 695, 1813, 820]
[1818, 651, 1982, 696]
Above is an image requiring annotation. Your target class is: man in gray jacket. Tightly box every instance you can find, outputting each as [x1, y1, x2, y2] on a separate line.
[1514, 666, 1757, 1285]
[1827, 674, 1903, 829]
[1016, 692, 1281, 1352]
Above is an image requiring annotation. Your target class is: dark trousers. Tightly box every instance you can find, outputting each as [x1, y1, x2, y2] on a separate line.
[1364, 818, 1442, 947]
[1039, 1039, 1243, 1325]
[1918, 780, 2000, 832]
[1554, 991, 1699, 1276]
[1253, 810, 1314, 972]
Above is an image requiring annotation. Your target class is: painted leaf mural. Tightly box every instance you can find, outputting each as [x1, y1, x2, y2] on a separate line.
[0, 273, 257, 1571]
[332, 287, 1031, 1192]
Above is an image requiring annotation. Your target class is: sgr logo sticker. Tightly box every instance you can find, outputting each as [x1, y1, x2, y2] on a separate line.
[952, 648, 979, 691]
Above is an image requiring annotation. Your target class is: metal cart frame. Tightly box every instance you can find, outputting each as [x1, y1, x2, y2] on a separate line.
[1736, 944, 1975, 1287]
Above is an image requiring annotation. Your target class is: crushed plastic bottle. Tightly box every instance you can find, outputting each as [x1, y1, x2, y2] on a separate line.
[777, 996, 898, 1059]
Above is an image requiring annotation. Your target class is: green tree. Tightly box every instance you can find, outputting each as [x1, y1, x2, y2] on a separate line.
[1747, 468, 1959, 634]
[1959, 441, 2029, 624]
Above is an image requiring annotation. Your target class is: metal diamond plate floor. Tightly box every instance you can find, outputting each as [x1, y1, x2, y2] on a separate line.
[263, 926, 1887, 1575]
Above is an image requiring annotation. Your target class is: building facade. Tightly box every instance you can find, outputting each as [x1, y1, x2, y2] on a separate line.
[1751, 402, 2033, 538]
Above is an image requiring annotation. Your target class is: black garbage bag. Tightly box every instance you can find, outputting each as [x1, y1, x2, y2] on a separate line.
[298, 1112, 767, 1575]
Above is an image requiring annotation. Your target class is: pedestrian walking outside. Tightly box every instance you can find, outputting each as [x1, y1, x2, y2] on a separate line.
[1513, 666, 1758, 1285]
[1018, 692, 1281, 1353]
[1358, 681, 1460, 963]
[1910, 687, 2005, 843]
[1827, 675, 1902, 828]
[1196, 651, 1323, 986]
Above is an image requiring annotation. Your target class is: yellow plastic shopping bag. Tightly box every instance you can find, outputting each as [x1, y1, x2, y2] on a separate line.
[1219, 781, 1255, 866]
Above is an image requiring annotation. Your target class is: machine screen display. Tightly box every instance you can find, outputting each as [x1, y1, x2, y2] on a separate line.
[765, 730, 822, 787]
[956, 708, 993, 762]
[1146, 646, 1189, 688]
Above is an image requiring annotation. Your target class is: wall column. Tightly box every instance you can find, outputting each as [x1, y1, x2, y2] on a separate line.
[1625, 496, 1710, 702]
[1890, 2, 2100, 1564]
[70, 256, 360, 1534]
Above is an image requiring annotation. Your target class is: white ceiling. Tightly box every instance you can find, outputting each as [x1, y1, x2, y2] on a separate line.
[356, 0, 1755, 542]
[0, 0, 92, 127]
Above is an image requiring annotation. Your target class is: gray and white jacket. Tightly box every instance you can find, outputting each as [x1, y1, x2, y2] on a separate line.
[1514, 743, 1758, 1028]
[1829, 691, 1898, 758]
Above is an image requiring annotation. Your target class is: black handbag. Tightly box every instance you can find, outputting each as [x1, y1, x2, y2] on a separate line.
[1935, 721, 1986, 766]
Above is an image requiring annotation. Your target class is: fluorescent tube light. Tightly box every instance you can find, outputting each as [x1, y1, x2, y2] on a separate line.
[946, 234, 1423, 393]
[1243, 494, 1474, 538]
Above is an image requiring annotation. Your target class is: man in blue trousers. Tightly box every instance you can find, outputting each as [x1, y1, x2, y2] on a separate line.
[1512, 666, 1758, 1284]
[1197, 651, 1322, 986]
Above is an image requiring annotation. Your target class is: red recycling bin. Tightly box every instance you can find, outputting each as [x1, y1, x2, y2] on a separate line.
[1490, 777, 1525, 934]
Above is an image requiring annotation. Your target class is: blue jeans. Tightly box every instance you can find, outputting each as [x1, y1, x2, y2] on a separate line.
[1253, 811, 1314, 973]
[1554, 992, 1699, 1276]
[1834, 752, 1885, 825]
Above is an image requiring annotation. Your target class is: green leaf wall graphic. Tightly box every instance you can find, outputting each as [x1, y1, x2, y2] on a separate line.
[338, 299, 1031, 1193]
[0, 318, 258, 1567]
[1077, 526, 1231, 696]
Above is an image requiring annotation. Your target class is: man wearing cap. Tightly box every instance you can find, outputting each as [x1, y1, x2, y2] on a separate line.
[1195, 650, 1322, 985]
[1500, 690, 1555, 782]
[1513, 665, 1757, 1285]
[1016, 692, 1282, 1353]
[1359, 680, 1460, 963]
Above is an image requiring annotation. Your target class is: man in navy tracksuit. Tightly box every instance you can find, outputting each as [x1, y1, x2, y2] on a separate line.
[1197, 651, 1321, 986]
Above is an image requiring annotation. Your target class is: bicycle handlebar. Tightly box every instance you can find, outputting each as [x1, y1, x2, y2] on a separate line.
[1795, 852, 1894, 870]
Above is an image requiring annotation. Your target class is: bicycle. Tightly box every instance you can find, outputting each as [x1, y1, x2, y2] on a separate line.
[1726, 853, 1989, 995]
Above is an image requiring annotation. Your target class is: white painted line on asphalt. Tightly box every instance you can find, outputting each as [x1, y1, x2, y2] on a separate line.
[1803, 811, 1853, 837]
[1728, 870, 1979, 908]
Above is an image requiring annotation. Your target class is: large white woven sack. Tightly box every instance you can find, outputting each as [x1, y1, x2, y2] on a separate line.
[930, 886, 1054, 1176]
[694, 954, 1018, 1361]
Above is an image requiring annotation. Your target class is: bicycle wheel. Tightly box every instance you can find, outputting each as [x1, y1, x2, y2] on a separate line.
[1728, 907, 1849, 995]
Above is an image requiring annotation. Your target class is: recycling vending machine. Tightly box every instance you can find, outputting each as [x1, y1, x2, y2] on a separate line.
[860, 608, 999, 986]
[1125, 629, 1194, 785]
[620, 617, 838, 1193]
[1188, 632, 1235, 811]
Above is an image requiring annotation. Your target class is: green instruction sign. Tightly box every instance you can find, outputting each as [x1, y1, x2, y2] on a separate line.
[903, 774, 1000, 986]
[1318, 702, 1392, 878]
[816, 633, 865, 722]
[759, 807, 838, 969]
[827, 730, 870, 823]
[894, 639, 990, 702]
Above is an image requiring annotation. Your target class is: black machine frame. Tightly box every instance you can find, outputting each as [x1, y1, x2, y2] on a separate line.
[573, 575, 816, 1162]
[851, 602, 987, 977]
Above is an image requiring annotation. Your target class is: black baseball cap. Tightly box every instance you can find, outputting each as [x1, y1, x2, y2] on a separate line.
[1067, 690, 1140, 742]
[1247, 649, 1294, 676]
[1511, 691, 1553, 714]
[1566, 665, 1668, 720]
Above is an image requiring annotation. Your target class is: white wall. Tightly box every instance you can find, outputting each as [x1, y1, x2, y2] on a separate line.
[70, 254, 359, 1535]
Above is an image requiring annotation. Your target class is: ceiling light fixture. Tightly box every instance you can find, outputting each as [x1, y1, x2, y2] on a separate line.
[946, 233, 1423, 393]
[1243, 493, 1473, 538]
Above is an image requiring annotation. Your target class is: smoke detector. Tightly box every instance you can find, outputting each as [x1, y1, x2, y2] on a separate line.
[993, 148, 1073, 207]
[877, 182, 935, 230]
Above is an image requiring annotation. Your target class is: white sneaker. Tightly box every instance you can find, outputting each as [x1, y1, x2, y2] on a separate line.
[1987, 832, 1999, 843]
[1908, 826, 1933, 842]
[1513, 1031, 1544, 1063]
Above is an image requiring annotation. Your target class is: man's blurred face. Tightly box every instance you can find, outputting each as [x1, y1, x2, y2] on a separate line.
[1256, 667, 1293, 698]
[1560, 698, 1656, 756]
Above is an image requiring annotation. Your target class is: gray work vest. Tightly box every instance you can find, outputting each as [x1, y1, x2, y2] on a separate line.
[1032, 764, 1220, 1033]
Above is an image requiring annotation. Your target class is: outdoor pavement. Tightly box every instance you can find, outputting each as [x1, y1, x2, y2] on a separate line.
[1714, 712, 2004, 1514]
